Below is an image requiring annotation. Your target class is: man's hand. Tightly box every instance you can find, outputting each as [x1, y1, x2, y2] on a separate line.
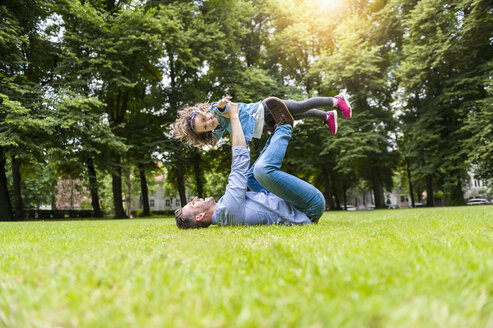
[219, 101, 239, 119]
[213, 96, 232, 110]
[226, 102, 239, 117]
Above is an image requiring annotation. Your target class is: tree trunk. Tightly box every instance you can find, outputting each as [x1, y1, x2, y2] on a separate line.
[87, 157, 102, 217]
[69, 180, 74, 209]
[0, 149, 13, 221]
[167, 47, 188, 206]
[125, 166, 133, 218]
[416, 184, 423, 203]
[322, 166, 335, 210]
[12, 156, 24, 220]
[112, 154, 127, 219]
[138, 164, 150, 216]
[371, 170, 386, 209]
[176, 161, 187, 206]
[426, 174, 434, 207]
[448, 176, 464, 205]
[330, 171, 340, 209]
[405, 156, 415, 207]
[51, 194, 57, 211]
[342, 178, 347, 210]
[192, 150, 203, 198]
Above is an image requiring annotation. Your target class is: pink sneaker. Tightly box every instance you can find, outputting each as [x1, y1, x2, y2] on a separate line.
[324, 110, 338, 135]
[334, 93, 352, 119]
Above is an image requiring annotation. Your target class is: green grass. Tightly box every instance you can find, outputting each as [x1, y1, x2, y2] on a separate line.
[1, 206, 492, 327]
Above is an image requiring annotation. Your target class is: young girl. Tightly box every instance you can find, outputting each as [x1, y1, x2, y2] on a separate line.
[173, 94, 352, 148]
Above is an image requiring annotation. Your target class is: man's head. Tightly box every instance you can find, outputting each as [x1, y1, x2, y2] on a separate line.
[175, 196, 216, 229]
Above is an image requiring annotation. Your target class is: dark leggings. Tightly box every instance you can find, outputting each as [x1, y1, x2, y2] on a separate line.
[263, 97, 335, 122]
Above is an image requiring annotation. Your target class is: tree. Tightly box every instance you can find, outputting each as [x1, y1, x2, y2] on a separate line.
[48, 93, 127, 217]
[458, 0, 493, 181]
[124, 111, 167, 217]
[399, 0, 492, 204]
[55, 0, 166, 217]
[310, 4, 400, 208]
[157, 0, 255, 206]
[0, 0, 59, 220]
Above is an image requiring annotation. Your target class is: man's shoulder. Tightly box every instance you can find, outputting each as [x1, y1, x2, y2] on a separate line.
[212, 197, 245, 226]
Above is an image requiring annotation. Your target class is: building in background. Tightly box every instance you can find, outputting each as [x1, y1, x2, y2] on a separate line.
[464, 171, 491, 199]
[55, 179, 91, 209]
[131, 172, 192, 211]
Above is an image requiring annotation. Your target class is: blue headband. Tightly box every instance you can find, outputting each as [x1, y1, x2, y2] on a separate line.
[189, 111, 198, 133]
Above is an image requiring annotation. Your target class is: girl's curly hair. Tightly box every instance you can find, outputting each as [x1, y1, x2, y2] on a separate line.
[172, 103, 218, 148]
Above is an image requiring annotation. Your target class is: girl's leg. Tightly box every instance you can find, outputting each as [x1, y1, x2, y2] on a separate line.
[283, 97, 335, 120]
[281, 97, 340, 135]
[262, 96, 342, 135]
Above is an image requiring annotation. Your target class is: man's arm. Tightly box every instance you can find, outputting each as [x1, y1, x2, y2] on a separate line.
[214, 103, 250, 222]
[228, 103, 247, 147]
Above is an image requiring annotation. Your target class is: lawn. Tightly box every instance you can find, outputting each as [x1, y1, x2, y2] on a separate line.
[1, 206, 492, 327]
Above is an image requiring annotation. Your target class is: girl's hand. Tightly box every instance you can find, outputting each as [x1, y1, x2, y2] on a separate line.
[213, 96, 233, 109]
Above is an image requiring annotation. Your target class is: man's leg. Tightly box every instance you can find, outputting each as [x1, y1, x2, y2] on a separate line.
[253, 125, 325, 221]
[247, 136, 271, 194]
[247, 165, 269, 193]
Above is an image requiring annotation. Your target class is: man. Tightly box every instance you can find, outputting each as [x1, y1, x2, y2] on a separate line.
[174, 97, 325, 229]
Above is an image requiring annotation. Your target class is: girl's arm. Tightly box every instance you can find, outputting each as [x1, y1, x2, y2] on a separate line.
[213, 96, 232, 109]
[211, 96, 232, 114]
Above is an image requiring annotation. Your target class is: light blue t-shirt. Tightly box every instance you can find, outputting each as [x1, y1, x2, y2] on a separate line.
[211, 146, 312, 226]
[210, 102, 261, 142]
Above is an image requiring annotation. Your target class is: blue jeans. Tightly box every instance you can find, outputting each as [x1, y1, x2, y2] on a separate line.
[247, 125, 325, 221]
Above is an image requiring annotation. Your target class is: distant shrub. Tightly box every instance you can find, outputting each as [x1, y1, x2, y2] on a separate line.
[24, 209, 95, 220]
[130, 210, 173, 217]
[151, 210, 175, 216]
[79, 201, 93, 209]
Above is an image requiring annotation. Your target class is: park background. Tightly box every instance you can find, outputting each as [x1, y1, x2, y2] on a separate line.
[0, 0, 492, 220]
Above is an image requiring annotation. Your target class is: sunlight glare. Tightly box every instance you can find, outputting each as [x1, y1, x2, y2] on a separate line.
[313, 0, 344, 11]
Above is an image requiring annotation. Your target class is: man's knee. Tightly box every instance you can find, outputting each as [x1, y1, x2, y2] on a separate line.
[247, 167, 268, 193]
[253, 161, 271, 184]
[310, 191, 326, 219]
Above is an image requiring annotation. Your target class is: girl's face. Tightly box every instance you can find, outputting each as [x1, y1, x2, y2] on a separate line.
[193, 111, 219, 133]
